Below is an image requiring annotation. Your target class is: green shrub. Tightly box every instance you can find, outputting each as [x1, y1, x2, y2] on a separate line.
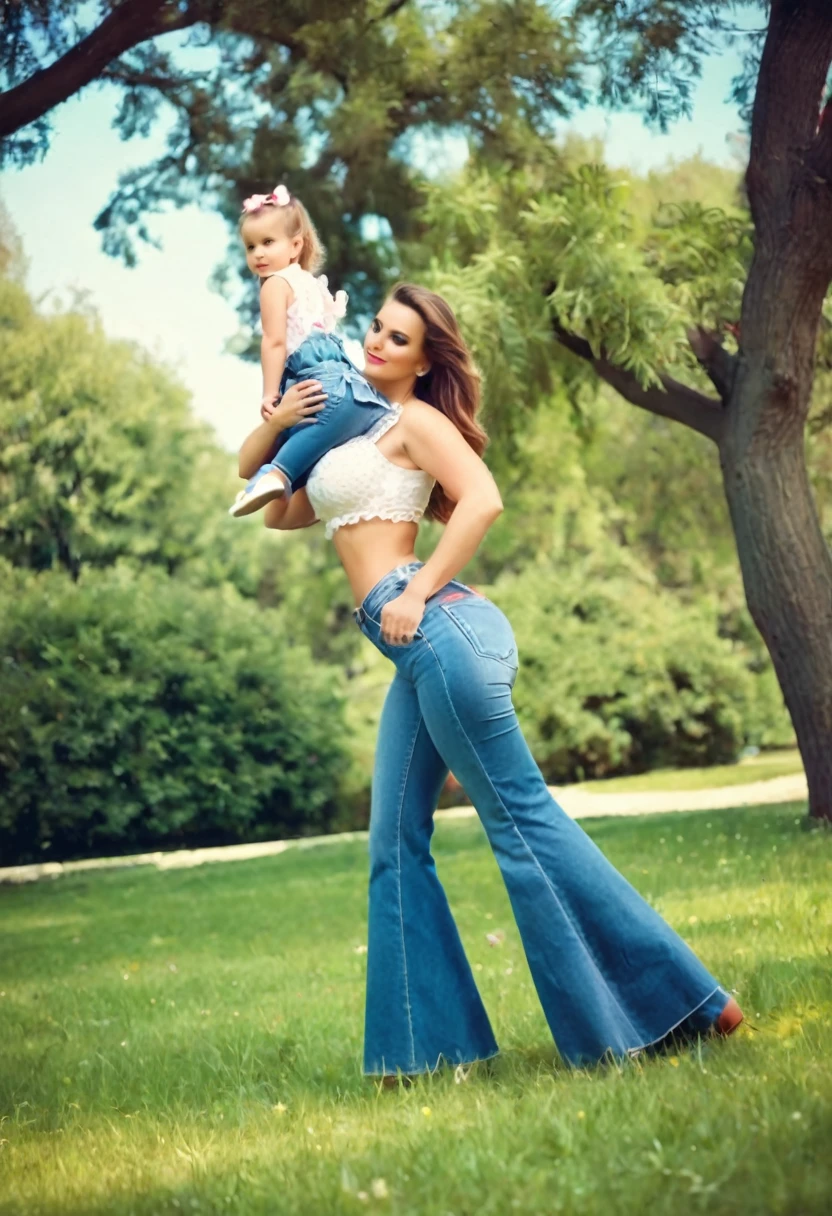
[0, 277, 271, 594]
[490, 560, 793, 783]
[0, 564, 353, 865]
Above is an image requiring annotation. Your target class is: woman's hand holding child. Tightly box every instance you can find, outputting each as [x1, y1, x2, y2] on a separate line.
[261, 380, 328, 426]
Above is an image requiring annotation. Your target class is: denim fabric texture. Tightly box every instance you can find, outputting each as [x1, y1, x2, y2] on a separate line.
[355, 562, 729, 1074]
[249, 333, 391, 493]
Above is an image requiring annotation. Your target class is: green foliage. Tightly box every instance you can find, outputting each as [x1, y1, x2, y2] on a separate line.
[1, 0, 769, 357]
[492, 560, 792, 784]
[412, 169, 564, 458]
[645, 200, 751, 333]
[579, 393, 739, 590]
[73, 0, 585, 330]
[573, 1, 766, 130]
[0, 275, 267, 591]
[465, 390, 630, 582]
[0, 562, 353, 866]
[414, 157, 756, 450]
[808, 418, 832, 546]
[0, 196, 24, 279]
[410, 150, 832, 597]
[528, 167, 690, 380]
[622, 152, 744, 218]
[254, 527, 363, 668]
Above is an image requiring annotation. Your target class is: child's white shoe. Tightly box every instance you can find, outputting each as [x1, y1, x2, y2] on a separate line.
[228, 471, 287, 518]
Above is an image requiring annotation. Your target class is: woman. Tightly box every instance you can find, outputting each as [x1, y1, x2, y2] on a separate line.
[239, 283, 743, 1080]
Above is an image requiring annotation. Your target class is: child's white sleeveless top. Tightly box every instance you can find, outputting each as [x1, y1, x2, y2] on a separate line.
[306, 406, 435, 539]
[263, 263, 347, 355]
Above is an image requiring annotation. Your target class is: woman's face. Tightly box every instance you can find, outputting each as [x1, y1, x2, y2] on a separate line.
[363, 299, 429, 387]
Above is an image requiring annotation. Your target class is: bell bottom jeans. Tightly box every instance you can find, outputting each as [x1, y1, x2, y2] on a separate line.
[355, 563, 730, 1073]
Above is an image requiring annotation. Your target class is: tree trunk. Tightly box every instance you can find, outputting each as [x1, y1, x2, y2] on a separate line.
[721, 0, 832, 821]
[721, 366, 832, 821]
[551, 2, 832, 819]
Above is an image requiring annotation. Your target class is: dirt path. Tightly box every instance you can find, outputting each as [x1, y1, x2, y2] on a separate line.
[440, 772, 808, 822]
[0, 773, 807, 885]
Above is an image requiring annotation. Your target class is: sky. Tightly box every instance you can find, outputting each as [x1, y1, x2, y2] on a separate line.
[1, 38, 747, 453]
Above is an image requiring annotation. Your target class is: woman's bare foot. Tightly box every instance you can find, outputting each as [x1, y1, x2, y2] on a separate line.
[714, 996, 744, 1037]
[380, 1073, 413, 1089]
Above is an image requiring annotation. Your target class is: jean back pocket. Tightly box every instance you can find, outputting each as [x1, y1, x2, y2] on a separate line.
[440, 595, 517, 667]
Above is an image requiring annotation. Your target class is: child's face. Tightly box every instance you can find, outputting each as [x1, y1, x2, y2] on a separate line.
[363, 300, 429, 385]
[241, 212, 303, 277]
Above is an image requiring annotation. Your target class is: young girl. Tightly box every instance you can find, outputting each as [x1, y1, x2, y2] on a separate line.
[229, 184, 393, 517]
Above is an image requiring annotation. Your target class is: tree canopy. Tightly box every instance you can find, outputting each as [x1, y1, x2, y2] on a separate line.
[1, 2, 770, 323]
[2, 1, 583, 316]
[0, 272, 265, 586]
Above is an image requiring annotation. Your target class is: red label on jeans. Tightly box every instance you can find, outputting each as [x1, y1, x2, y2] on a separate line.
[441, 592, 467, 603]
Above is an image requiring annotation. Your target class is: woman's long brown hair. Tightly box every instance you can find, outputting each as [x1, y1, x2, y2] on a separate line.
[389, 282, 487, 524]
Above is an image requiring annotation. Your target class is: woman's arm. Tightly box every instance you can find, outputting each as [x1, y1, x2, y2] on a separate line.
[403, 405, 503, 602]
[377, 404, 502, 644]
[263, 487, 319, 530]
[237, 380, 328, 478]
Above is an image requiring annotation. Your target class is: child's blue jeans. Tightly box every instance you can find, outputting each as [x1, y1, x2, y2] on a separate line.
[248, 332, 391, 493]
[354, 562, 730, 1074]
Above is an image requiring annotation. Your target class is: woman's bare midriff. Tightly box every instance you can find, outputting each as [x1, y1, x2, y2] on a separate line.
[332, 517, 421, 605]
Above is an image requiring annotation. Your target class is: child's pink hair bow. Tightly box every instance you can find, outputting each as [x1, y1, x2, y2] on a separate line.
[241, 184, 291, 213]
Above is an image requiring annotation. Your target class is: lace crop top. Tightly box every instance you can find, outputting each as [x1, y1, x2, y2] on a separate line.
[306, 406, 435, 539]
[262, 263, 347, 355]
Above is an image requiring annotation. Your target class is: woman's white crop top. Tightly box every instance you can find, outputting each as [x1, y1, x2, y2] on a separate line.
[263, 263, 347, 355]
[306, 406, 435, 539]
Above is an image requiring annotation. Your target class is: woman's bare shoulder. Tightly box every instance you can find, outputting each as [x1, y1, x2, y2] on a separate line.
[400, 399, 457, 436]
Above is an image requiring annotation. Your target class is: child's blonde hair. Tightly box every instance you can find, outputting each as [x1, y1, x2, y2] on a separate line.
[239, 185, 324, 274]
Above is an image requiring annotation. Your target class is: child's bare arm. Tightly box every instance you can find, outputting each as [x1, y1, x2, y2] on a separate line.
[259, 275, 292, 404]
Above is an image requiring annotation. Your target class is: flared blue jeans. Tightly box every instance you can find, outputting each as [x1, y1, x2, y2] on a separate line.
[355, 563, 729, 1073]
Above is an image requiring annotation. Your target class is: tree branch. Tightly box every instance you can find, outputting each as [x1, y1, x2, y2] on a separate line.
[379, 1, 411, 20]
[552, 322, 726, 444]
[686, 326, 738, 401]
[100, 65, 202, 94]
[0, 1, 200, 142]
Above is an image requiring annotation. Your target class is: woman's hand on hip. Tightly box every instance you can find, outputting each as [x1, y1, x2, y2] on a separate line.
[381, 588, 426, 646]
[261, 380, 328, 425]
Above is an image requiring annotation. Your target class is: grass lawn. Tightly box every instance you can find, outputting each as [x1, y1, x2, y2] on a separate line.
[1, 801, 830, 1216]
[569, 749, 804, 795]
